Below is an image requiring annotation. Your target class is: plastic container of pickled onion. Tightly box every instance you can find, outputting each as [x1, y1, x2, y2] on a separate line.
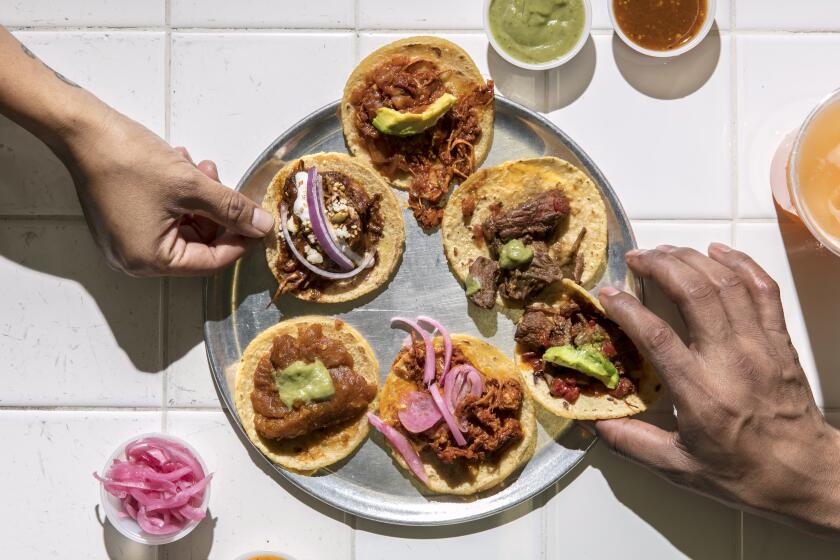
[99, 432, 211, 546]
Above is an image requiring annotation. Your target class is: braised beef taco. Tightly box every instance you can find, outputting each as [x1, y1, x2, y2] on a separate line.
[369, 317, 536, 495]
[441, 157, 608, 311]
[341, 36, 495, 228]
[234, 316, 379, 473]
[263, 152, 404, 303]
[514, 279, 661, 420]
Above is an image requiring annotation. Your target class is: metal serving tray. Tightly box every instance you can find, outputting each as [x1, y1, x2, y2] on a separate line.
[204, 96, 640, 526]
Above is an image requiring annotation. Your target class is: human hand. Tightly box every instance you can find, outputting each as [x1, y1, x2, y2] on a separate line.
[595, 244, 840, 536]
[60, 107, 273, 276]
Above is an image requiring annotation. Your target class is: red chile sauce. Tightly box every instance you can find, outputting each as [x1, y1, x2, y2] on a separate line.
[613, 0, 708, 51]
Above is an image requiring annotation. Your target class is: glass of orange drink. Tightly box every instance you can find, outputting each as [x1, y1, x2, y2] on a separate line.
[784, 88, 840, 257]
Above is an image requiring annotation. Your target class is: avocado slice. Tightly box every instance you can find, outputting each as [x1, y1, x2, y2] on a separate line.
[542, 344, 619, 390]
[372, 93, 457, 137]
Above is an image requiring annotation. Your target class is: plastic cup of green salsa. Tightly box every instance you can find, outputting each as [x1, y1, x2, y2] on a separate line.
[484, 0, 592, 71]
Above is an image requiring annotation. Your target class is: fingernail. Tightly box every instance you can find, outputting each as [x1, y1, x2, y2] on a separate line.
[709, 242, 732, 253]
[657, 244, 676, 252]
[625, 249, 645, 259]
[251, 207, 274, 234]
[599, 286, 620, 297]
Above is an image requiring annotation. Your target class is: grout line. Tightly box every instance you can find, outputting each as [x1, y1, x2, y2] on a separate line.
[0, 405, 168, 412]
[0, 214, 85, 221]
[730, 15, 739, 248]
[161, 0, 173, 434]
[739, 511, 745, 560]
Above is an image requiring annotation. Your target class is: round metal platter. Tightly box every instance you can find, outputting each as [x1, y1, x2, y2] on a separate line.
[204, 97, 640, 526]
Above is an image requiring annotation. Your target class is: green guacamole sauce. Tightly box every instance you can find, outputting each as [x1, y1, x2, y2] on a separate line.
[489, 0, 586, 64]
[274, 359, 335, 408]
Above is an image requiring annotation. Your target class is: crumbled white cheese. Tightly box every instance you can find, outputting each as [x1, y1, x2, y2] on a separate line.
[286, 217, 298, 233]
[292, 171, 311, 225]
[303, 244, 324, 264]
[333, 225, 351, 240]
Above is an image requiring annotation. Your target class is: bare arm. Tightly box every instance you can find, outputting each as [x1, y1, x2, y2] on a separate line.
[0, 27, 273, 276]
[596, 243, 840, 537]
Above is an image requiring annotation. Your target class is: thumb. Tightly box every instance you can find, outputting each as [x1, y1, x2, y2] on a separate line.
[595, 418, 694, 478]
[184, 173, 274, 238]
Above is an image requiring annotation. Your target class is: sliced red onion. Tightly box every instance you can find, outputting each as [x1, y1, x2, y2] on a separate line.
[416, 316, 452, 377]
[397, 391, 442, 433]
[94, 437, 211, 537]
[281, 204, 374, 280]
[306, 167, 355, 271]
[391, 317, 435, 386]
[442, 365, 485, 432]
[367, 413, 429, 484]
[429, 383, 467, 446]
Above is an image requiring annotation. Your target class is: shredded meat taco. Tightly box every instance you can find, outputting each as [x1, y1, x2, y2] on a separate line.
[262, 152, 404, 303]
[341, 36, 495, 229]
[369, 317, 536, 495]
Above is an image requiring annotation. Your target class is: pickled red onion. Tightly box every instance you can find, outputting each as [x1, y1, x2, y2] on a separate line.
[417, 316, 452, 377]
[442, 365, 484, 432]
[306, 166, 355, 271]
[397, 391, 442, 433]
[94, 437, 212, 536]
[390, 317, 435, 385]
[430, 383, 467, 446]
[367, 413, 429, 484]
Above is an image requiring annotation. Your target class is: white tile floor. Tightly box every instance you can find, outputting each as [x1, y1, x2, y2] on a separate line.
[2, 0, 840, 558]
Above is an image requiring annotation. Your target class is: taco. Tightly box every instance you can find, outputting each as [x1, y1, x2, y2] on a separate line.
[341, 36, 495, 228]
[369, 317, 536, 495]
[441, 157, 608, 311]
[234, 316, 379, 473]
[514, 279, 661, 420]
[263, 152, 404, 303]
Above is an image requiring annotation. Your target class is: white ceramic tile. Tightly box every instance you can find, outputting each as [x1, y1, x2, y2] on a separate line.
[546, 33, 732, 220]
[358, 32, 546, 113]
[735, 221, 840, 409]
[737, 0, 840, 30]
[546, 443, 739, 559]
[170, 0, 354, 28]
[355, 502, 542, 560]
[0, 221, 163, 406]
[0, 410, 161, 558]
[163, 411, 353, 560]
[591, 0, 732, 30]
[167, 277, 218, 408]
[0, 32, 166, 216]
[358, 0, 483, 29]
[0, 0, 164, 27]
[633, 220, 732, 250]
[737, 35, 840, 218]
[170, 32, 355, 188]
[743, 512, 840, 559]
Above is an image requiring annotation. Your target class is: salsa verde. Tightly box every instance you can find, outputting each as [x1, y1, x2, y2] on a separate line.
[489, 0, 586, 64]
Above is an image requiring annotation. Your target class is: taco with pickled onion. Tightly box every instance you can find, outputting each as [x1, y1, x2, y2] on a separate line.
[341, 36, 495, 229]
[514, 279, 661, 420]
[263, 152, 404, 303]
[368, 316, 536, 495]
[234, 316, 379, 473]
[441, 157, 608, 311]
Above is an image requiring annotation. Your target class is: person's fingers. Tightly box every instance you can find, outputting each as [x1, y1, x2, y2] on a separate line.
[599, 287, 697, 395]
[165, 231, 251, 276]
[626, 248, 731, 346]
[196, 159, 219, 182]
[174, 146, 194, 164]
[707, 243, 788, 334]
[659, 245, 764, 341]
[181, 175, 274, 238]
[596, 418, 695, 478]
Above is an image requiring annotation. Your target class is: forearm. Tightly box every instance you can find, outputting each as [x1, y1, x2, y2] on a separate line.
[0, 27, 109, 160]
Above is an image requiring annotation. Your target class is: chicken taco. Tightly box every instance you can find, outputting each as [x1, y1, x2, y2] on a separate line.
[368, 316, 536, 495]
[341, 36, 495, 228]
[234, 316, 379, 473]
[263, 152, 404, 303]
[441, 157, 608, 311]
[514, 279, 661, 420]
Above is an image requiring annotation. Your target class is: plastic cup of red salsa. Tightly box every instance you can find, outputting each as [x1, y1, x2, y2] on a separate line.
[99, 432, 212, 546]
